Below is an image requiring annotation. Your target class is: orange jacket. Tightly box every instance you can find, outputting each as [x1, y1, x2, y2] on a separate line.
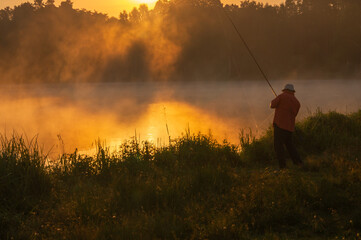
[270, 91, 300, 132]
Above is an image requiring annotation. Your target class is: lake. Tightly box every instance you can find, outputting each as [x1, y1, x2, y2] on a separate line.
[1, 79, 360, 155]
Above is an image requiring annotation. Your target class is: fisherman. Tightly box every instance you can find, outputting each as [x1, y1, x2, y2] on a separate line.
[270, 84, 302, 169]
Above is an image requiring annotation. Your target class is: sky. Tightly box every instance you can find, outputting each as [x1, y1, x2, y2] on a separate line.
[0, 0, 285, 17]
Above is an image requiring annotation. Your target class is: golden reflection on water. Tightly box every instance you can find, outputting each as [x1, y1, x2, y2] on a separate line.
[4, 79, 356, 156]
[0, 94, 241, 156]
[96, 101, 240, 154]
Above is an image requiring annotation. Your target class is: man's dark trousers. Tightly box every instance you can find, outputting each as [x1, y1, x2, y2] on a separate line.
[274, 124, 302, 169]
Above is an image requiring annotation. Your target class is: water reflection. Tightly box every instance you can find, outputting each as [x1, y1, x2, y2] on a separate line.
[1, 80, 360, 155]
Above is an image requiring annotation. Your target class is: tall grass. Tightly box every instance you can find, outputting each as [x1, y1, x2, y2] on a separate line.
[1, 110, 361, 239]
[240, 110, 361, 164]
[0, 133, 51, 239]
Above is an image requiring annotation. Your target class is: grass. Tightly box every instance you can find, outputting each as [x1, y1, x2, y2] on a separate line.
[1, 110, 361, 239]
[0, 133, 51, 239]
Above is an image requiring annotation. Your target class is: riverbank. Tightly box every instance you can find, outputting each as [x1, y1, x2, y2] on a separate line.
[1, 110, 361, 239]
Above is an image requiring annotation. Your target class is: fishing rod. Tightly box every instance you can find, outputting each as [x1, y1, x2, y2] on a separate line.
[221, 6, 278, 97]
[167, 0, 278, 97]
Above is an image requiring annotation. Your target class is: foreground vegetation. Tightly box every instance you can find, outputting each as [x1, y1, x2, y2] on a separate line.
[1, 110, 361, 239]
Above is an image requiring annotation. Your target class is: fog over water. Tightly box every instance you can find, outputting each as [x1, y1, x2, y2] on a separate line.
[2, 79, 360, 155]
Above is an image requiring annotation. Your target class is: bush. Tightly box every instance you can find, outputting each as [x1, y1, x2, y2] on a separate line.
[296, 110, 361, 155]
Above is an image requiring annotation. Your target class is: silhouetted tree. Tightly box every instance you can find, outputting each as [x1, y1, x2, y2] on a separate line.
[60, 0, 73, 10]
[119, 10, 129, 24]
[34, 0, 45, 9]
[129, 7, 140, 23]
[46, 0, 55, 7]
[0, 0, 359, 83]
[138, 4, 150, 21]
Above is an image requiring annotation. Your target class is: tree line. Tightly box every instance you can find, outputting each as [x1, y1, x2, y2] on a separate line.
[0, 0, 360, 83]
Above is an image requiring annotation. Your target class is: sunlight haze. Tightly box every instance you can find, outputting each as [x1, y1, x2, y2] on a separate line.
[1, 0, 285, 17]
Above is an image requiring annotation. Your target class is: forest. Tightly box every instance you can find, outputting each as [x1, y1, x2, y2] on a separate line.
[0, 0, 360, 83]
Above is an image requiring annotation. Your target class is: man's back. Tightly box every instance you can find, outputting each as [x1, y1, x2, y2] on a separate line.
[271, 91, 300, 132]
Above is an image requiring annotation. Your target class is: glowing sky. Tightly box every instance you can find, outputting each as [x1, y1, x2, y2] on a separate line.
[1, 0, 285, 17]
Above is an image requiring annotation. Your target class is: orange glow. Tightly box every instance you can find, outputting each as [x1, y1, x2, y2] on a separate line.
[101, 101, 241, 153]
[135, 101, 237, 142]
[0, 1, 286, 18]
[130, 0, 157, 7]
[0, 91, 242, 157]
[1, 80, 359, 157]
[223, 0, 285, 5]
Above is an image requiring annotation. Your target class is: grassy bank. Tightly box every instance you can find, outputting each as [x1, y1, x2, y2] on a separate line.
[1, 111, 361, 239]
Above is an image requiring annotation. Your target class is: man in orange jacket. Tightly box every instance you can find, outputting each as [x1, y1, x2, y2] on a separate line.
[270, 84, 302, 169]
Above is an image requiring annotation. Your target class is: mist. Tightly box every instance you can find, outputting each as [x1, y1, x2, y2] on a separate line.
[0, 0, 360, 155]
[0, 0, 360, 83]
[0, 79, 360, 156]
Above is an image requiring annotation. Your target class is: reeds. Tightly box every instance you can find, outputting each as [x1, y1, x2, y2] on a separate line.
[0, 133, 51, 238]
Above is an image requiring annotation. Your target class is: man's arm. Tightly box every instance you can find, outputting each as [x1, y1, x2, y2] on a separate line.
[270, 96, 280, 109]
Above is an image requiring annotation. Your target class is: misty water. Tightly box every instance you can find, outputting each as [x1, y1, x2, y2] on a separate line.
[2, 79, 361, 155]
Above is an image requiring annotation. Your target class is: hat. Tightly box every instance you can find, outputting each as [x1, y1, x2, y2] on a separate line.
[282, 84, 295, 92]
